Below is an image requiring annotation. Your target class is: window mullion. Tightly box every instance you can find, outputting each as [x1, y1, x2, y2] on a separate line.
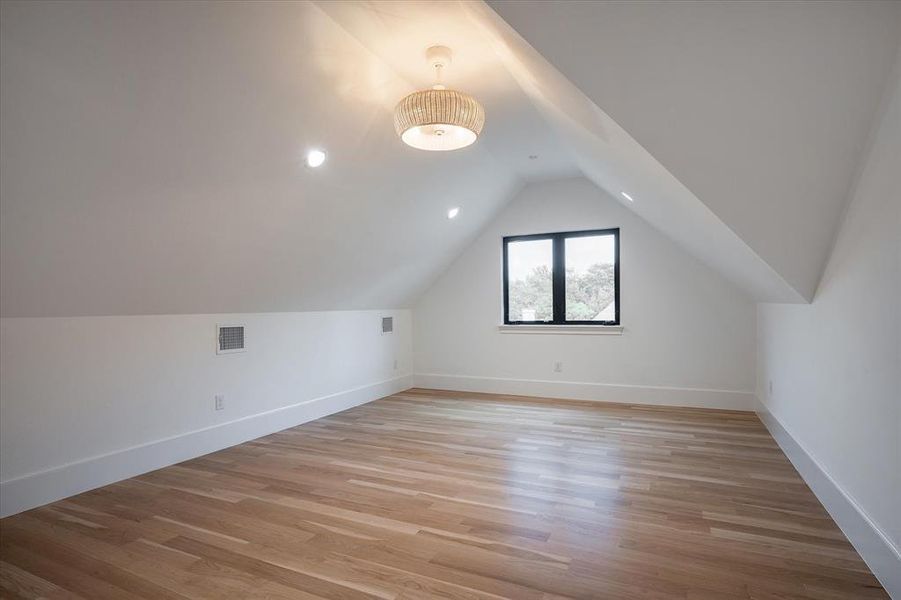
[552, 235, 566, 323]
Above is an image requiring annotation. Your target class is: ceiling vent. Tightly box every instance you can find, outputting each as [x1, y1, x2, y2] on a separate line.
[381, 316, 394, 335]
[217, 324, 246, 354]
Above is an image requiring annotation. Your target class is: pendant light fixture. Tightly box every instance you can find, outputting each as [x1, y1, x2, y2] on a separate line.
[394, 46, 485, 152]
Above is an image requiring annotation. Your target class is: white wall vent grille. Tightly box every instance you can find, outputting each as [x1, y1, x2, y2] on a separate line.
[381, 316, 394, 334]
[217, 324, 246, 354]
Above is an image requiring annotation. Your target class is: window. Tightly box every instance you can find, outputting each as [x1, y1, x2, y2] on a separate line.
[503, 228, 619, 325]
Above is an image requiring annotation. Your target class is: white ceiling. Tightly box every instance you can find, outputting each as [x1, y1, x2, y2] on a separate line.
[1, 1, 897, 317]
[489, 0, 901, 301]
[0, 0, 575, 317]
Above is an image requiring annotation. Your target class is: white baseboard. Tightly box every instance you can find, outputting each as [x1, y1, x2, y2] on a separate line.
[756, 399, 900, 598]
[413, 373, 756, 411]
[0, 375, 413, 518]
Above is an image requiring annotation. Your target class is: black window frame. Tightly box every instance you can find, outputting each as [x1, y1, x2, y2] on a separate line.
[502, 228, 620, 326]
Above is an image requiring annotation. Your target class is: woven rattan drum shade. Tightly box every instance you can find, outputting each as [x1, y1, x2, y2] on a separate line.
[394, 88, 485, 151]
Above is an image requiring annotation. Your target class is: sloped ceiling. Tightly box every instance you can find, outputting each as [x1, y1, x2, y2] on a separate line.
[2, 1, 897, 317]
[489, 0, 901, 301]
[0, 0, 576, 317]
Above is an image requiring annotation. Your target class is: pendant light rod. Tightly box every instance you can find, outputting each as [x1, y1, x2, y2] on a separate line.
[432, 62, 444, 90]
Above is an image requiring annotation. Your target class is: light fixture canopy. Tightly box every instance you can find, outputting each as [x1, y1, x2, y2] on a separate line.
[394, 46, 485, 152]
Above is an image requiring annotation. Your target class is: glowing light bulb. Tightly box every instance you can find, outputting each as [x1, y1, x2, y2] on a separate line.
[306, 149, 326, 168]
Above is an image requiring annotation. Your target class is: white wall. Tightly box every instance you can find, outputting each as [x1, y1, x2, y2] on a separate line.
[414, 178, 757, 410]
[0, 309, 412, 516]
[757, 67, 900, 595]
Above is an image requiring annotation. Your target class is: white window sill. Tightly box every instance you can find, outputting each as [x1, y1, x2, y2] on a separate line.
[497, 324, 624, 335]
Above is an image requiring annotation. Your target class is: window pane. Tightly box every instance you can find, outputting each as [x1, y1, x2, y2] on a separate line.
[507, 239, 553, 321]
[565, 234, 616, 321]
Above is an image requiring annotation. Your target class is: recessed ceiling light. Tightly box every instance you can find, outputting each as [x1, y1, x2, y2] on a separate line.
[620, 191, 634, 202]
[306, 149, 326, 168]
[447, 207, 460, 219]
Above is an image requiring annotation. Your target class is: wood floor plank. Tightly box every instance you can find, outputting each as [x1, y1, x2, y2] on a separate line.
[0, 388, 888, 599]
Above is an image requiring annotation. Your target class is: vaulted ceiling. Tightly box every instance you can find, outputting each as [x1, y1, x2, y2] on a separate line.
[1, 1, 897, 317]
[489, 0, 901, 302]
[0, 1, 576, 317]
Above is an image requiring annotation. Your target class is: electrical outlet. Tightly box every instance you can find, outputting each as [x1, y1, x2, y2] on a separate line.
[393, 359, 398, 371]
[768, 380, 773, 397]
[214, 394, 225, 411]
[554, 361, 563, 373]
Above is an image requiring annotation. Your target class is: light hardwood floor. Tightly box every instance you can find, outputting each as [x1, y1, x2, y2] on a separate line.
[0, 389, 888, 599]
